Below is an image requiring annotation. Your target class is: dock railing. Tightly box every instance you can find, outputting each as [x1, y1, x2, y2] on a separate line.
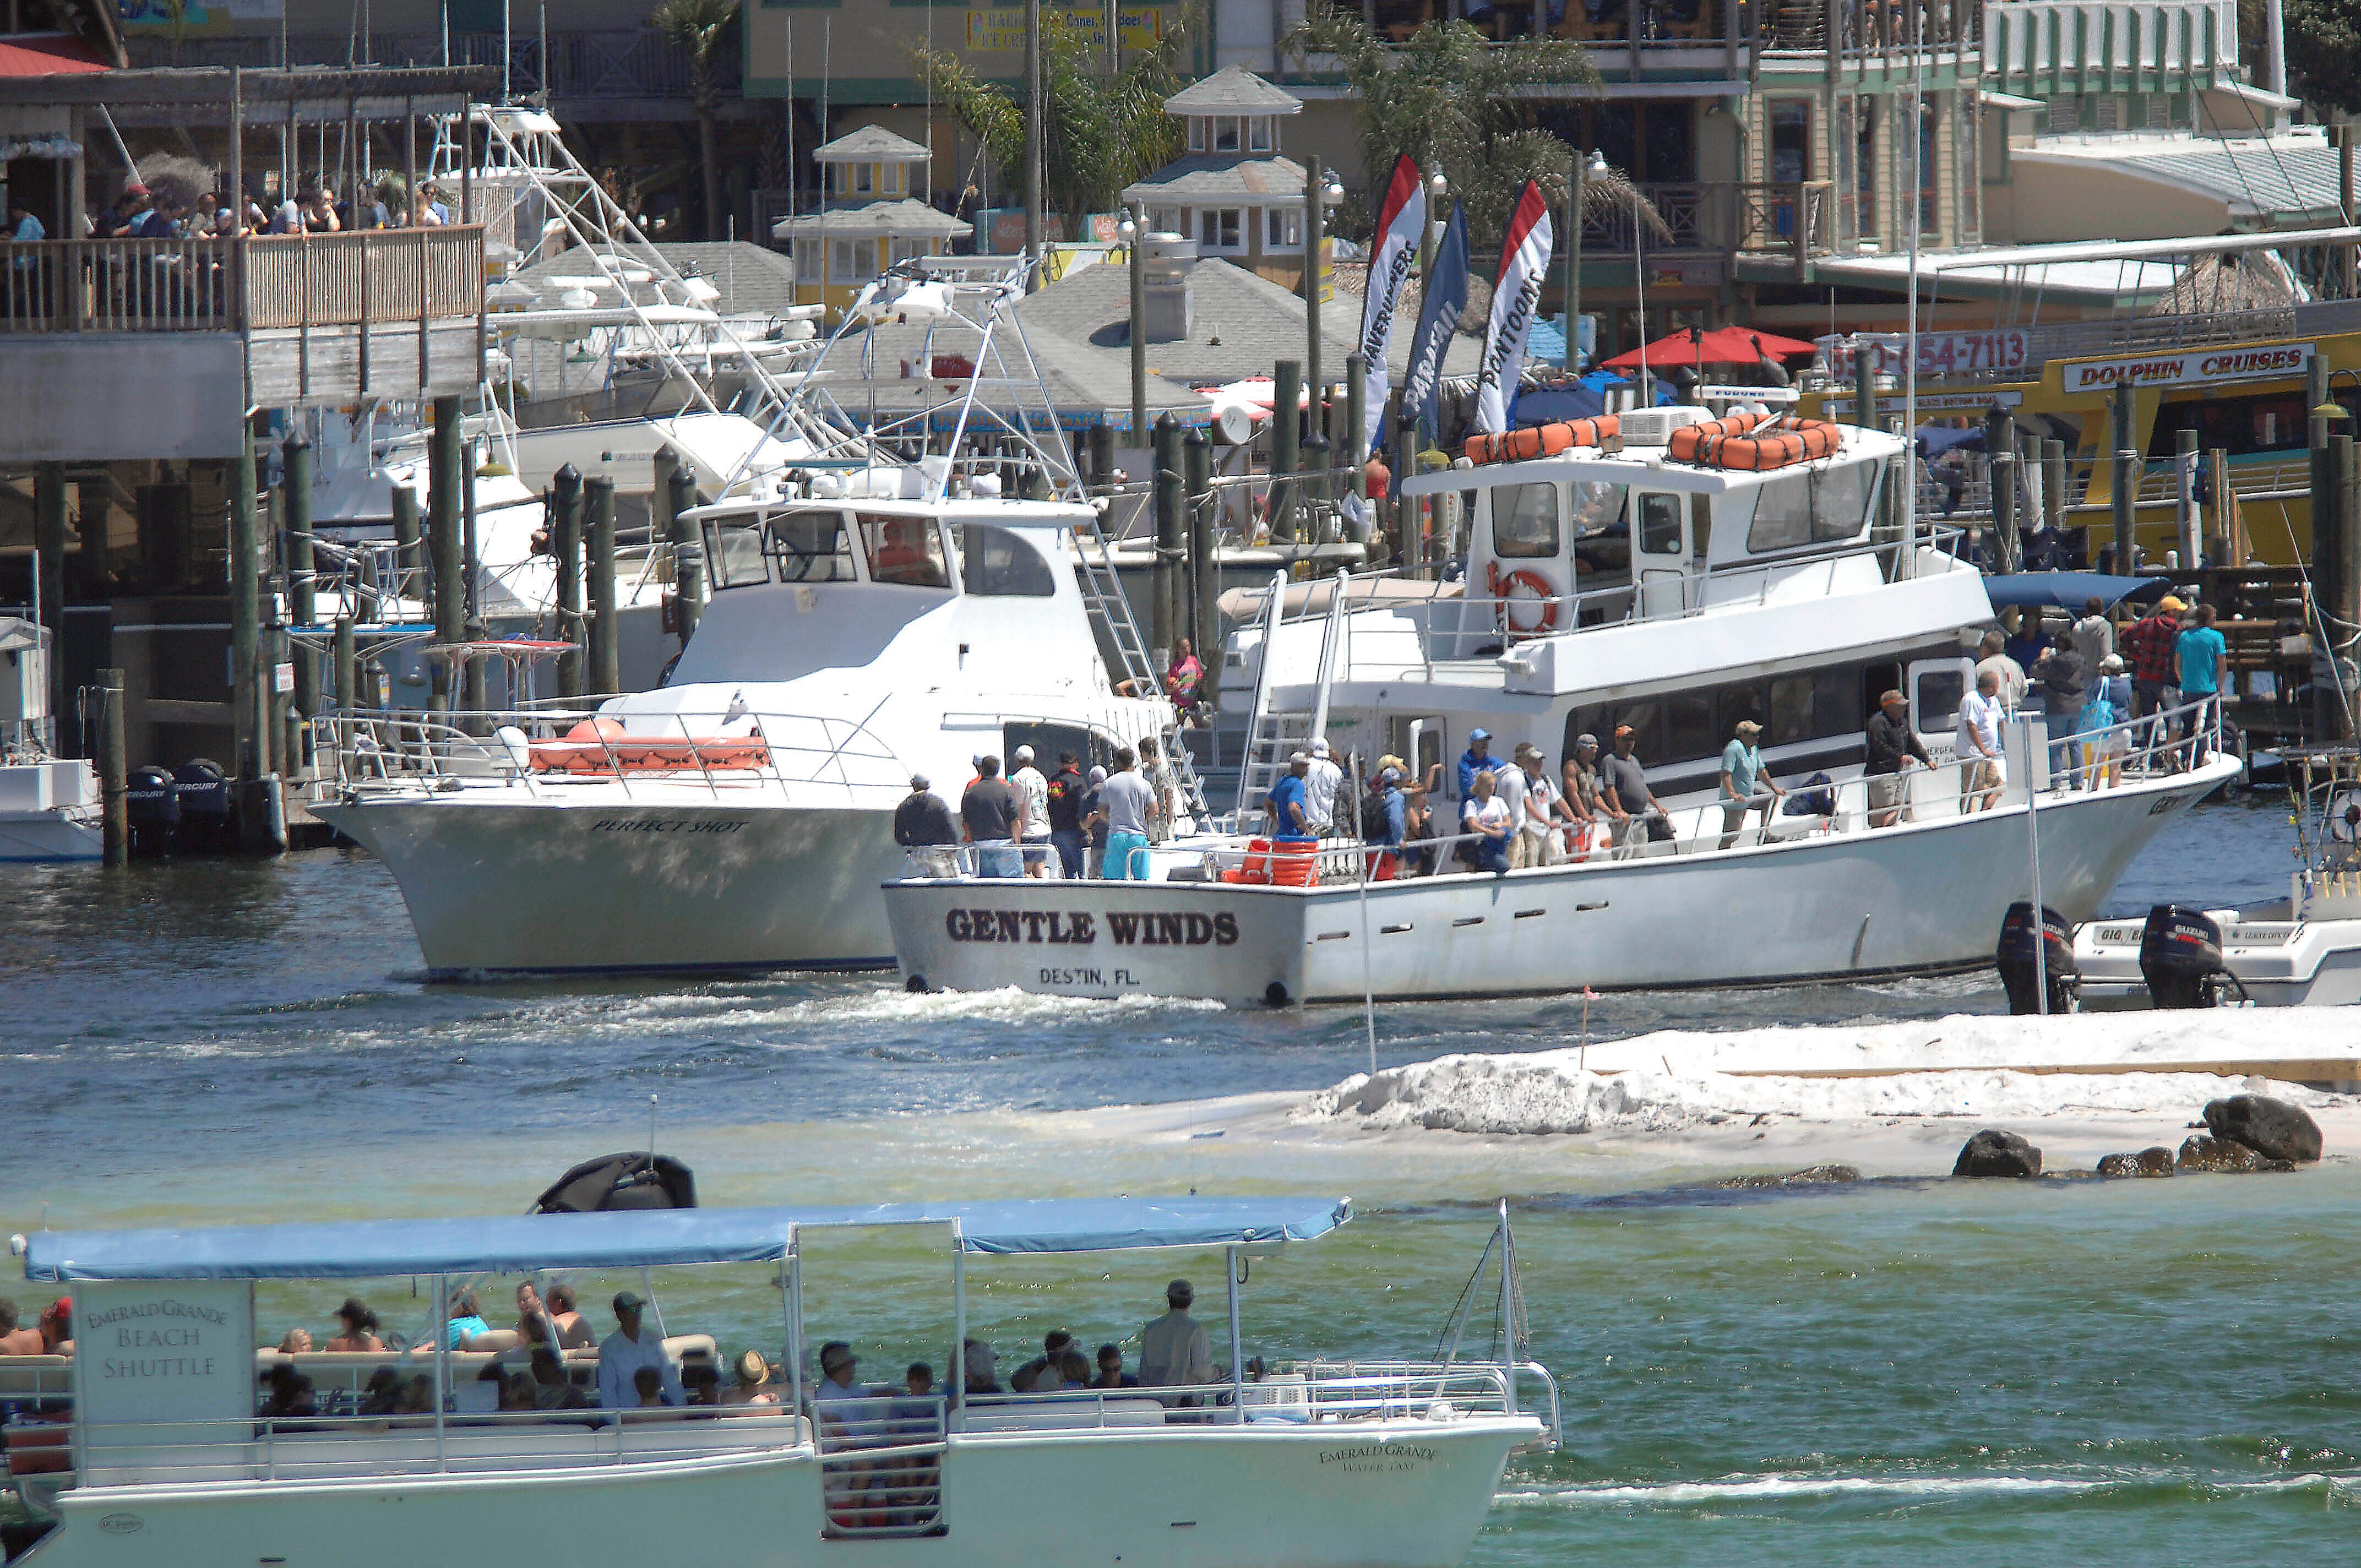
[0, 227, 484, 336]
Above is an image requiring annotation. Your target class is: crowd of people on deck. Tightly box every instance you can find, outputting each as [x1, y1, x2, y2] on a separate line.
[83, 172, 454, 242]
[896, 739, 1179, 881]
[203, 1277, 1227, 1431]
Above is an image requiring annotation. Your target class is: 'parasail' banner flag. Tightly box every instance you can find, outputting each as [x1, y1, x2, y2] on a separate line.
[1357, 154, 1427, 459]
[1400, 201, 1468, 450]
[1473, 179, 1554, 435]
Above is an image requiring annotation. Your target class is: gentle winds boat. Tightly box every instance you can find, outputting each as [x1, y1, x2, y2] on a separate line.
[4, 1196, 1553, 1568]
[885, 407, 2239, 1004]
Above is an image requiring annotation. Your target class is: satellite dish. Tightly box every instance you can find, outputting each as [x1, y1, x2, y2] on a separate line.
[2331, 791, 2361, 842]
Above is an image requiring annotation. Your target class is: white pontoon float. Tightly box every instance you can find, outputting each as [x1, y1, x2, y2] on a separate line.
[7, 1196, 1552, 1568]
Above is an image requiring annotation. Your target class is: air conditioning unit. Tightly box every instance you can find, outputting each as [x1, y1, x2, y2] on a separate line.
[1615, 406, 1716, 447]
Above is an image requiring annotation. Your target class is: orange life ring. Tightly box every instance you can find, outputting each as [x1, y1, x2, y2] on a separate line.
[1464, 415, 1619, 466]
[1666, 410, 1844, 470]
[1486, 561, 1560, 637]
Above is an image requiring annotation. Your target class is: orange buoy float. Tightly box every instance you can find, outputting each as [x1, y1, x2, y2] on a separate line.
[1464, 414, 1619, 466]
[1666, 409, 1844, 470]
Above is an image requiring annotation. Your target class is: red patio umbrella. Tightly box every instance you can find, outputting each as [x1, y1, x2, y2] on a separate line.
[1598, 325, 1819, 373]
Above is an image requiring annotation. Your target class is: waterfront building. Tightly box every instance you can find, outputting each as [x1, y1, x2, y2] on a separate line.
[1120, 67, 1328, 297]
[771, 123, 966, 315]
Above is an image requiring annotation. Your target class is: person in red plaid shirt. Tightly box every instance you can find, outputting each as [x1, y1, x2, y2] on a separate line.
[2119, 594, 2186, 729]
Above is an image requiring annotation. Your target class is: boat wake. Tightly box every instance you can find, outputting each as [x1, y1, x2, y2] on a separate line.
[725, 984, 1227, 1032]
[1498, 1468, 2349, 1509]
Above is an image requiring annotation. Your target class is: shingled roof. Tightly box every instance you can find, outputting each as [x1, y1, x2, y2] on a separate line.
[1163, 66, 1301, 116]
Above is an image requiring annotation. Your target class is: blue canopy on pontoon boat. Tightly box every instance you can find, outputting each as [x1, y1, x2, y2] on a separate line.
[1981, 571, 2170, 613]
[21, 1196, 1353, 1281]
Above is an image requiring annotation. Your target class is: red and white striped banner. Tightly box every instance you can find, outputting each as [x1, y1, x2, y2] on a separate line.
[1357, 154, 1427, 456]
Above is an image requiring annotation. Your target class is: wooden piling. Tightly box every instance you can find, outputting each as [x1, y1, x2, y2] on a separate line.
[427, 396, 465, 708]
[229, 448, 264, 781]
[1344, 353, 1369, 545]
[550, 465, 585, 699]
[668, 463, 703, 645]
[1151, 412, 1183, 663]
[1184, 425, 1215, 689]
[2109, 381, 2137, 573]
[391, 483, 423, 605]
[334, 613, 357, 715]
[281, 438, 317, 777]
[1270, 361, 1301, 544]
[2174, 427, 2200, 568]
[1852, 348, 1877, 432]
[585, 474, 620, 698]
[33, 464, 67, 737]
[97, 667, 127, 867]
[1984, 407, 2017, 571]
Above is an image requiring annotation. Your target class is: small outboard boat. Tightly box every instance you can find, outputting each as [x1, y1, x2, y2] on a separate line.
[2074, 745, 2361, 1008]
[533, 1151, 697, 1212]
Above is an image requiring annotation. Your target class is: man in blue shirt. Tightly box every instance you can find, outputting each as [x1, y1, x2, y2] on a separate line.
[1716, 719, 1785, 848]
[1363, 765, 1407, 879]
[2174, 603, 2227, 764]
[1456, 728, 1505, 801]
[1266, 753, 1314, 842]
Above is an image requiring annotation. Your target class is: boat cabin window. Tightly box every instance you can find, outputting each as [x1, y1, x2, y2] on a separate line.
[1569, 479, 1627, 536]
[1492, 483, 1560, 558]
[1743, 466, 1874, 555]
[1636, 493, 1683, 554]
[1914, 664, 1966, 732]
[858, 513, 951, 589]
[1566, 662, 1881, 770]
[701, 519, 770, 590]
[763, 508, 861, 582]
[959, 523, 1057, 597]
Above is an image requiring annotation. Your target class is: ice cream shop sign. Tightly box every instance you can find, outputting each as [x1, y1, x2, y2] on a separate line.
[74, 1281, 254, 1431]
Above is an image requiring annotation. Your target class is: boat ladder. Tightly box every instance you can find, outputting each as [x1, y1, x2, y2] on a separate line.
[1232, 569, 1350, 819]
[1074, 509, 1210, 819]
[817, 1396, 948, 1540]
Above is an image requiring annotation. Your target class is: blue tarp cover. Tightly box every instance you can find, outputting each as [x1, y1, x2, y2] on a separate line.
[1981, 572, 2169, 612]
[22, 1196, 1352, 1282]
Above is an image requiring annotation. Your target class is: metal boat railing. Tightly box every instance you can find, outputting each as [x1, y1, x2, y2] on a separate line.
[811, 1395, 946, 1538]
[322, 703, 907, 807]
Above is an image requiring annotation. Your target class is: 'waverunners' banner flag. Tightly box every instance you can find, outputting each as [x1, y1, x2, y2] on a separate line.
[1357, 155, 1426, 459]
[1400, 201, 1467, 448]
[1473, 179, 1553, 435]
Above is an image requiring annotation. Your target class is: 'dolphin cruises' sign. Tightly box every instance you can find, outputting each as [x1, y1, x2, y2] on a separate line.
[74, 1280, 256, 1448]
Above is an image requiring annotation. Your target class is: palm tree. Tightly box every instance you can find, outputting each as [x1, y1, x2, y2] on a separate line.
[650, 0, 741, 240]
[914, 13, 1189, 238]
[1287, 6, 1606, 250]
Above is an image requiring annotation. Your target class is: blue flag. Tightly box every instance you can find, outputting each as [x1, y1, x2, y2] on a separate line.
[1400, 202, 1468, 453]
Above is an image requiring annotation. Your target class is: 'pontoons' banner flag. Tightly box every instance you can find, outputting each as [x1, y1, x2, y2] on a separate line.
[1473, 179, 1554, 435]
[1357, 155, 1427, 459]
[1400, 202, 1467, 448]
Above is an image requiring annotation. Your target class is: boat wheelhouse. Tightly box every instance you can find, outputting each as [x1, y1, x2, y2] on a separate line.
[4, 1197, 1552, 1568]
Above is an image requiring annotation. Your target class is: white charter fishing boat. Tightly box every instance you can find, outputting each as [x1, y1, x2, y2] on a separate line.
[883, 407, 2238, 1004]
[3, 1196, 1553, 1568]
[312, 258, 1196, 974]
[0, 621, 101, 863]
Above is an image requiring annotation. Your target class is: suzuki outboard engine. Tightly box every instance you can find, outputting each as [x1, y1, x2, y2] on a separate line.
[124, 764, 179, 857]
[1995, 901, 2079, 1015]
[2139, 905, 2237, 1008]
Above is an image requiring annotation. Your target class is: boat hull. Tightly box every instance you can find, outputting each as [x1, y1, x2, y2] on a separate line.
[887, 761, 2239, 1005]
[30, 1419, 1529, 1568]
[0, 810, 102, 863]
[314, 794, 903, 973]
[2074, 908, 2361, 1015]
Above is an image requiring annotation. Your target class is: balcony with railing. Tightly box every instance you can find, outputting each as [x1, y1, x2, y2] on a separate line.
[1983, 0, 2238, 96]
[122, 31, 741, 110]
[1342, 0, 1976, 59]
[1580, 181, 1837, 265]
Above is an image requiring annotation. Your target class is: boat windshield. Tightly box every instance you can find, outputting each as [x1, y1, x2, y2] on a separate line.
[1569, 480, 1628, 536]
[763, 509, 861, 582]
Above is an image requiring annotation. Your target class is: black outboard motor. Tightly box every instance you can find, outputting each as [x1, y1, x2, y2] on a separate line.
[1995, 901, 2079, 1015]
[172, 758, 231, 853]
[124, 764, 179, 857]
[2139, 905, 2238, 1008]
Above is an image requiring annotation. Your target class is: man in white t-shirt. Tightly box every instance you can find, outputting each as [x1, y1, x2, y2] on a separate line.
[1956, 667, 2008, 812]
[1009, 745, 1052, 877]
[1507, 742, 1569, 869]
[1492, 749, 1530, 862]
[1302, 738, 1345, 836]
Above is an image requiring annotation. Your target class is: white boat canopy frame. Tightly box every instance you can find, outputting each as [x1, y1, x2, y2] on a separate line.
[21, 1196, 1352, 1282]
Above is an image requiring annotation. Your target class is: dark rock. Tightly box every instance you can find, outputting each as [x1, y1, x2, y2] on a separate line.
[2176, 1134, 2297, 1173]
[2202, 1095, 2322, 1165]
[2095, 1147, 2177, 1178]
[1718, 1164, 1862, 1190]
[1954, 1129, 2042, 1178]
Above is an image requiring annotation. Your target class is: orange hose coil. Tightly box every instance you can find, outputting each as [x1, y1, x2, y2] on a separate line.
[1464, 415, 1620, 466]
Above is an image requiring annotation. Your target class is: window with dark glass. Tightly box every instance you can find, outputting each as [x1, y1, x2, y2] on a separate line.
[858, 512, 950, 588]
[1915, 666, 1966, 732]
[1664, 691, 1715, 761]
[1769, 674, 1814, 744]
[960, 523, 1057, 597]
[1815, 665, 1859, 736]
[760, 509, 858, 582]
[1493, 483, 1560, 558]
[1638, 492, 1684, 554]
[1716, 680, 1769, 741]
[1811, 460, 1874, 542]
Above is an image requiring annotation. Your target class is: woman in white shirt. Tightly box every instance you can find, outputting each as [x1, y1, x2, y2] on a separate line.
[1461, 770, 1513, 874]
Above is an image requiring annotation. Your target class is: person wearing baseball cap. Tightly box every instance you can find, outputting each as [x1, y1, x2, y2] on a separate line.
[1865, 689, 1930, 828]
[596, 1289, 682, 1409]
[1600, 725, 1665, 856]
[894, 771, 960, 876]
[1456, 727, 1504, 801]
[2121, 593, 2188, 732]
[1717, 718, 1785, 849]
[1138, 1280, 1213, 1395]
[1267, 751, 1315, 843]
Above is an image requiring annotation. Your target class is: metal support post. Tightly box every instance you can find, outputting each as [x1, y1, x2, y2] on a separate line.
[281, 438, 317, 774]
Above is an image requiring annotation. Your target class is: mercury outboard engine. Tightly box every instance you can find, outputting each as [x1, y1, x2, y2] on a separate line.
[124, 764, 179, 857]
[172, 758, 231, 853]
[1995, 901, 2078, 1015]
[2138, 905, 2243, 1008]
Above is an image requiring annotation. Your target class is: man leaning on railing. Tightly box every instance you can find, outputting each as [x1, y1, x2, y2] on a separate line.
[894, 772, 960, 877]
